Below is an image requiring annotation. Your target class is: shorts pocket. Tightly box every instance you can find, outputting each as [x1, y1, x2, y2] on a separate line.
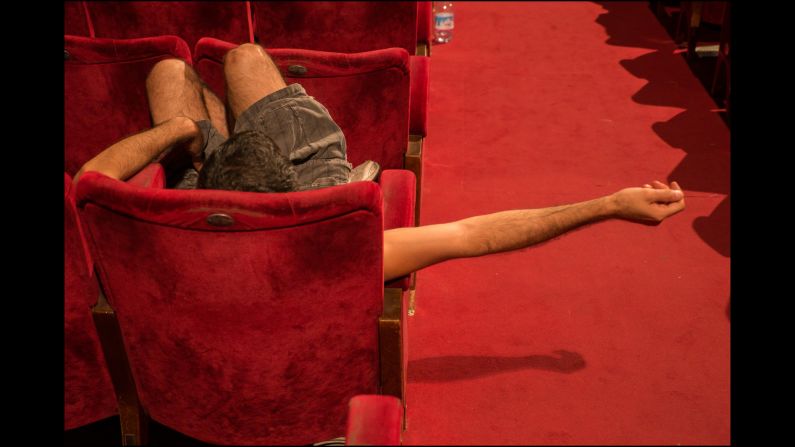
[253, 104, 306, 158]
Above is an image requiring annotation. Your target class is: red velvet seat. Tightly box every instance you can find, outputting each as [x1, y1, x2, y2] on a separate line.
[75, 172, 408, 445]
[417, 1, 433, 56]
[65, 173, 117, 430]
[67, 1, 431, 157]
[65, 164, 170, 432]
[195, 38, 410, 170]
[82, 1, 251, 53]
[64, 35, 192, 176]
[65, 1, 90, 37]
[193, 38, 427, 224]
[413, 2, 432, 139]
[346, 395, 403, 445]
[64, 35, 190, 430]
[250, 2, 420, 55]
[247, 1, 431, 137]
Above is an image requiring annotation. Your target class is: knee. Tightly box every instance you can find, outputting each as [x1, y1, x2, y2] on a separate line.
[147, 58, 188, 86]
[224, 43, 266, 69]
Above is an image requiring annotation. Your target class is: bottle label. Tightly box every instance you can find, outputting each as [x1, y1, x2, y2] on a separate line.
[435, 12, 454, 30]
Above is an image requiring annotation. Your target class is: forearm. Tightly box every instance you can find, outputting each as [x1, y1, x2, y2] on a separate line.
[458, 195, 618, 256]
[383, 183, 685, 282]
[74, 117, 199, 183]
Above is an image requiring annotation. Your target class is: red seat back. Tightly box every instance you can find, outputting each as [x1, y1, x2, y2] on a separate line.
[251, 1, 419, 54]
[64, 35, 192, 176]
[65, 2, 90, 36]
[75, 172, 385, 444]
[83, 1, 251, 52]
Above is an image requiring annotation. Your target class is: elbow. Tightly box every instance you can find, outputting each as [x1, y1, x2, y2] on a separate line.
[73, 165, 88, 185]
[73, 163, 120, 186]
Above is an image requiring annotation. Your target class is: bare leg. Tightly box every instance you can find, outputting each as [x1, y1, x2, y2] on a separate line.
[146, 59, 229, 137]
[202, 85, 230, 138]
[223, 43, 287, 120]
[146, 59, 209, 125]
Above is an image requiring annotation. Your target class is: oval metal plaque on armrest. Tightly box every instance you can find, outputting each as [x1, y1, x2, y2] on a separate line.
[288, 65, 307, 75]
[206, 213, 234, 226]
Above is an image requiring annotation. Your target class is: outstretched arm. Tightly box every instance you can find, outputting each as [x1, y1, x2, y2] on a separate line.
[73, 116, 204, 184]
[383, 181, 686, 282]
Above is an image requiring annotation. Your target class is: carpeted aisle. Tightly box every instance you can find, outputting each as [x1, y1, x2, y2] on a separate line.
[403, 2, 729, 445]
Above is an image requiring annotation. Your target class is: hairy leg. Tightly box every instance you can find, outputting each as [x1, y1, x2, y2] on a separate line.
[147, 59, 229, 137]
[146, 59, 210, 125]
[223, 43, 287, 120]
[202, 85, 230, 138]
[146, 59, 229, 172]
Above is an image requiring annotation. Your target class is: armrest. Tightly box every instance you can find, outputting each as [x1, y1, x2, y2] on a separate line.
[378, 288, 407, 402]
[409, 56, 429, 137]
[381, 170, 416, 232]
[381, 170, 416, 290]
[125, 163, 166, 189]
[416, 2, 432, 56]
[346, 395, 403, 445]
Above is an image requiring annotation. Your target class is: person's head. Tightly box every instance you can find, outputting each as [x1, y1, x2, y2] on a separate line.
[197, 130, 298, 193]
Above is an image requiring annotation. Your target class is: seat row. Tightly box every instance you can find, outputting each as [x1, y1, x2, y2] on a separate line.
[66, 1, 433, 56]
[65, 3, 433, 444]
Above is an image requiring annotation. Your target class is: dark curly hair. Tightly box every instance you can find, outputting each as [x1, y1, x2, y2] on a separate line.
[197, 130, 298, 193]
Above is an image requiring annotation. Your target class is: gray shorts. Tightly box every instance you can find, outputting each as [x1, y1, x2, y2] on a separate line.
[179, 83, 351, 191]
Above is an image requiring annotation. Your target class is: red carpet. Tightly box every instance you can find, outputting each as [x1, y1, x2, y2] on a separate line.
[403, 2, 729, 445]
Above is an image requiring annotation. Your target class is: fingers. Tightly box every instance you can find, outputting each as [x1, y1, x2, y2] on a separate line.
[651, 180, 668, 190]
[648, 188, 684, 203]
[644, 180, 685, 199]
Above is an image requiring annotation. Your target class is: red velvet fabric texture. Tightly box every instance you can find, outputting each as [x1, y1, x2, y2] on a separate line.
[194, 38, 411, 170]
[416, 1, 432, 49]
[64, 35, 192, 176]
[380, 170, 415, 233]
[126, 163, 166, 189]
[346, 395, 402, 445]
[84, 1, 251, 54]
[409, 55, 430, 137]
[76, 172, 385, 445]
[251, 2, 417, 54]
[64, 173, 117, 429]
[381, 169, 416, 291]
[65, 2, 90, 37]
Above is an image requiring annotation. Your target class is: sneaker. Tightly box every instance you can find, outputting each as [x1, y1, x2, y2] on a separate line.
[349, 160, 380, 182]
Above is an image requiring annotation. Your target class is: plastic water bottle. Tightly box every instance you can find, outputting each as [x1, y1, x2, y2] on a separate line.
[434, 2, 454, 44]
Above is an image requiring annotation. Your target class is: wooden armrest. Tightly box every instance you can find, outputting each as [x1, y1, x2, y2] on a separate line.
[378, 288, 405, 402]
[405, 135, 424, 226]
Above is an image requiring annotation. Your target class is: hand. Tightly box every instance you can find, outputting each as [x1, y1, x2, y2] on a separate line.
[611, 180, 686, 223]
[175, 118, 205, 171]
[156, 117, 205, 171]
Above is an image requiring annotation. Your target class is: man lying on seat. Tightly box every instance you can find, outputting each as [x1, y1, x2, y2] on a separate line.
[74, 43, 686, 283]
